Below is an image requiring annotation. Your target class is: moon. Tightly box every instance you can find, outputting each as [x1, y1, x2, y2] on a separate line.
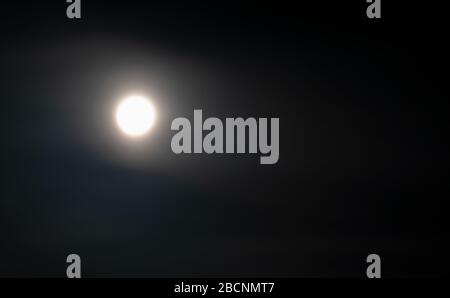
[115, 95, 156, 137]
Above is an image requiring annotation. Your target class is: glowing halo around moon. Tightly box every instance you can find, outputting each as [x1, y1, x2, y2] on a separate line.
[115, 95, 156, 137]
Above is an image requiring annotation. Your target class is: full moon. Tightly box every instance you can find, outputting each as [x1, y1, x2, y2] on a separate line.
[115, 95, 156, 137]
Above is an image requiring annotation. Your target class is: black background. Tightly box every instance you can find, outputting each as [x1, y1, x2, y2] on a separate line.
[0, 1, 449, 278]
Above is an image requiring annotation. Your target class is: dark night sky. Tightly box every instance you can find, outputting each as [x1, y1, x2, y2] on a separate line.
[0, 1, 449, 277]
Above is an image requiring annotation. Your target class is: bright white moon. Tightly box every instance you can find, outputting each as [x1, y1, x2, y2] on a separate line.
[115, 96, 156, 137]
